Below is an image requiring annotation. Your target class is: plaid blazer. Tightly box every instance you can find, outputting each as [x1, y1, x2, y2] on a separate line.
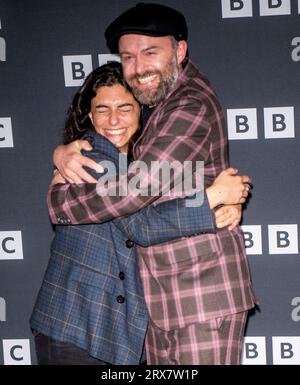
[31, 131, 215, 364]
[48, 60, 256, 331]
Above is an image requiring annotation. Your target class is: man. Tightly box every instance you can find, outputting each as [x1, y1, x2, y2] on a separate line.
[50, 3, 256, 364]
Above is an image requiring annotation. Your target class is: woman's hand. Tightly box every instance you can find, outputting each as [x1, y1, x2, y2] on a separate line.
[215, 204, 242, 231]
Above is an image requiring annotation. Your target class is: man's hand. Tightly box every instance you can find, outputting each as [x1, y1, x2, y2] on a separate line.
[206, 167, 251, 209]
[53, 140, 103, 184]
[215, 204, 242, 231]
[50, 169, 66, 186]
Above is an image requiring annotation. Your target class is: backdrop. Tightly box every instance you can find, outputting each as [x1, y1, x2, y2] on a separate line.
[0, 0, 299, 365]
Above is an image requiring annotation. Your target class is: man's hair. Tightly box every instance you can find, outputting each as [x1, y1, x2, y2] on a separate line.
[63, 61, 135, 144]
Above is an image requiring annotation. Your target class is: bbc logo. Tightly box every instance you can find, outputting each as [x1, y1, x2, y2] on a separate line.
[0, 231, 23, 260]
[242, 337, 266, 365]
[272, 337, 300, 365]
[2, 339, 31, 365]
[0, 117, 14, 148]
[242, 336, 300, 365]
[62, 54, 120, 87]
[241, 224, 298, 255]
[221, 0, 298, 18]
[227, 107, 295, 140]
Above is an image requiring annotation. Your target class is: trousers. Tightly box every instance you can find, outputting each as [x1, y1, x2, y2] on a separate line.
[33, 332, 108, 365]
[146, 311, 248, 365]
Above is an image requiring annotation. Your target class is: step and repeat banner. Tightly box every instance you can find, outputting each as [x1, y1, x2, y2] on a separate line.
[0, 0, 299, 365]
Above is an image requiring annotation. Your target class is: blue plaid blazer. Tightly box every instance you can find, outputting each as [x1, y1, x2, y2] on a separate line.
[30, 131, 215, 365]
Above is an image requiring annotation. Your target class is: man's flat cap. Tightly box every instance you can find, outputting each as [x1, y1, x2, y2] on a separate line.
[105, 3, 188, 52]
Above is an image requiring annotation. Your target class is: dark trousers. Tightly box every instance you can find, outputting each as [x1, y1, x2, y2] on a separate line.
[34, 332, 108, 365]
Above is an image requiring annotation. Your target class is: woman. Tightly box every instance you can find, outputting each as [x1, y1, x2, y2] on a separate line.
[30, 62, 222, 365]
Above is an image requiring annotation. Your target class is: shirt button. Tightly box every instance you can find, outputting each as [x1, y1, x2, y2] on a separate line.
[119, 272, 125, 280]
[125, 239, 134, 248]
[116, 295, 125, 304]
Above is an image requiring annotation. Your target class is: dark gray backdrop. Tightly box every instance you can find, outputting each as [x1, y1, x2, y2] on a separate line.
[0, 0, 299, 365]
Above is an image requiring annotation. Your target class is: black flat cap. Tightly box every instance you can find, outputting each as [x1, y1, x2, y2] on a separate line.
[105, 2, 188, 53]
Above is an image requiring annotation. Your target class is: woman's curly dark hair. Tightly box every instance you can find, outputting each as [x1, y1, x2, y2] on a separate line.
[63, 61, 138, 144]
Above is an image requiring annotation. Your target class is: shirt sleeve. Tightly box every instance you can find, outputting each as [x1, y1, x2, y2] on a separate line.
[112, 192, 216, 247]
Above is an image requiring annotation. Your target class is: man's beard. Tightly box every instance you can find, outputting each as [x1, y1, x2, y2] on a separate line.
[128, 56, 179, 107]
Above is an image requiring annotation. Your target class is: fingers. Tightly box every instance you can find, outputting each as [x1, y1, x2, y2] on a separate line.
[216, 217, 231, 228]
[215, 204, 242, 229]
[66, 169, 97, 184]
[215, 206, 231, 228]
[53, 144, 65, 169]
[50, 171, 66, 186]
[63, 171, 84, 184]
[75, 157, 102, 183]
[214, 205, 228, 220]
[242, 182, 252, 200]
[75, 139, 93, 152]
[222, 167, 238, 176]
[241, 175, 252, 184]
[245, 184, 251, 193]
[76, 168, 98, 184]
[82, 157, 104, 173]
[57, 151, 100, 183]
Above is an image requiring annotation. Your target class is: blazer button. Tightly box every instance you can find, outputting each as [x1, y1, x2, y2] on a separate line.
[125, 239, 134, 248]
[119, 272, 125, 280]
[116, 295, 125, 304]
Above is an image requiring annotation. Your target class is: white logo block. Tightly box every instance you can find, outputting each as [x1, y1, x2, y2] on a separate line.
[0, 118, 14, 148]
[98, 54, 120, 67]
[264, 107, 294, 138]
[227, 109, 257, 140]
[0, 231, 23, 260]
[63, 55, 93, 87]
[3, 339, 31, 365]
[272, 337, 300, 364]
[259, 0, 291, 16]
[221, 0, 253, 18]
[242, 337, 267, 365]
[268, 224, 298, 254]
[241, 225, 262, 255]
